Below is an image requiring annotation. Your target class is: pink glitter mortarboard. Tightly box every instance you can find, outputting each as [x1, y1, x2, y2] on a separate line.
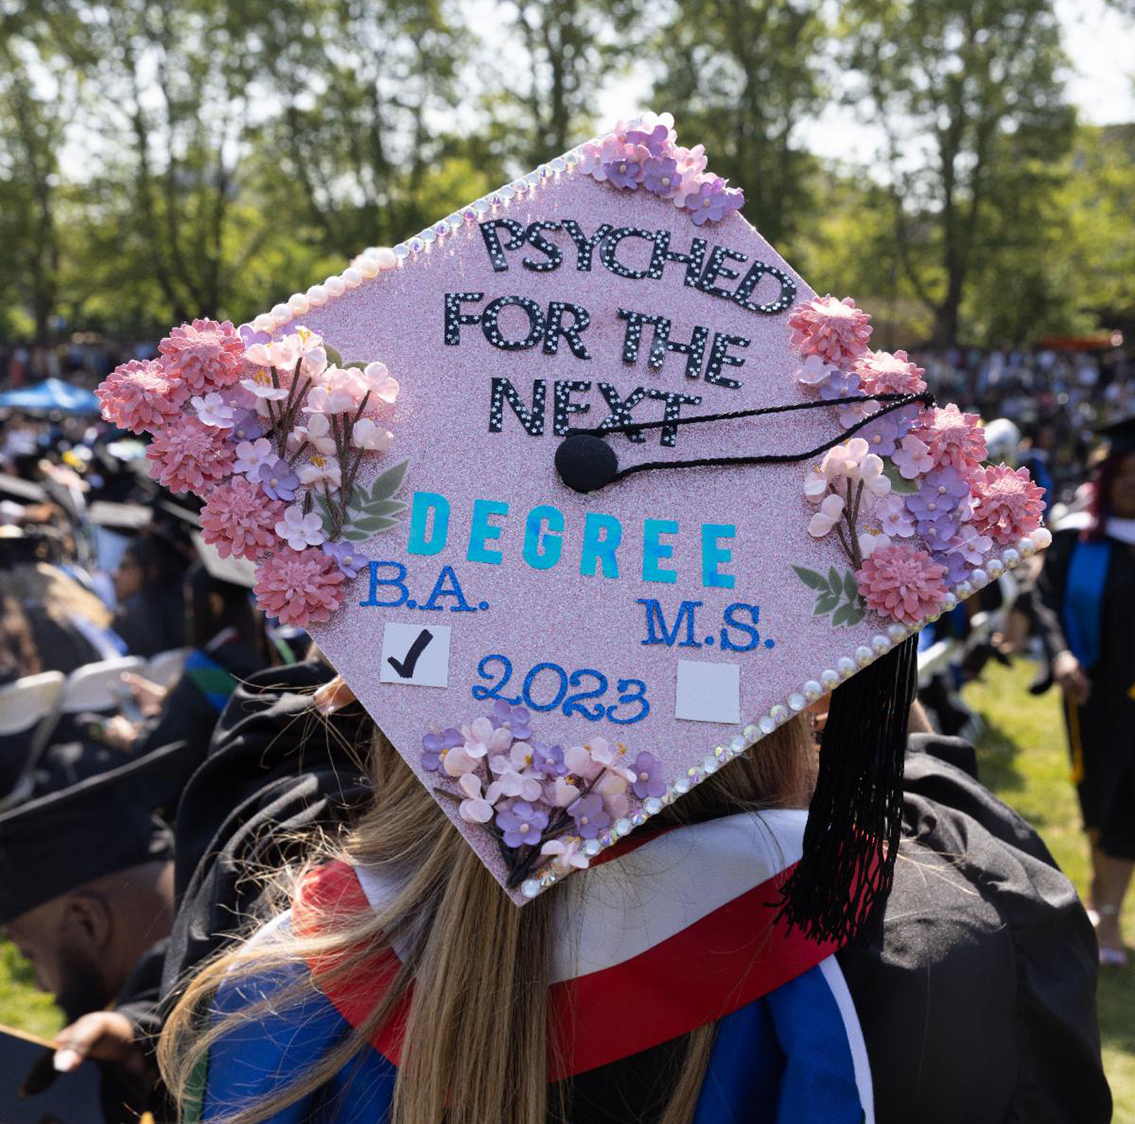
[232, 115, 1050, 913]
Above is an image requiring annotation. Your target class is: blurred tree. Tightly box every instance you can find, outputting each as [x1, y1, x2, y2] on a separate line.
[649, 0, 828, 251]
[0, 6, 76, 341]
[490, 0, 637, 166]
[251, 0, 477, 256]
[842, 0, 1074, 347]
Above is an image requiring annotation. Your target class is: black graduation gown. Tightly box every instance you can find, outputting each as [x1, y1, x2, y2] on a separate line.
[1036, 528, 1135, 855]
[838, 735, 1109, 1124]
[159, 660, 371, 1004]
[111, 587, 185, 658]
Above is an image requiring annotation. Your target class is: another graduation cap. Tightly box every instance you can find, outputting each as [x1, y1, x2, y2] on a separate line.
[1097, 414, 1135, 458]
[0, 472, 48, 504]
[191, 530, 256, 589]
[94, 113, 1052, 941]
[0, 741, 186, 925]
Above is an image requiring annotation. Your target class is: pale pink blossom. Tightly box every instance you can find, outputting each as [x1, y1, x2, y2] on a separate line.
[253, 547, 345, 627]
[289, 413, 337, 456]
[146, 417, 234, 495]
[818, 438, 890, 498]
[461, 717, 512, 759]
[297, 454, 342, 489]
[441, 746, 480, 777]
[795, 354, 837, 388]
[351, 418, 392, 452]
[891, 434, 935, 480]
[361, 362, 400, 404]
[233, 437, 275, 477]
[275, 504, 326, 550]
[853, 349, 927, 397]
[487, 761, 543, 802]
[969, 464, 1046, 545]
[856, 544, 948, 624]
[240, 367, 290, 401]
[564, 744, 604, 782]
[540, 838, 589, 874]
[804, 467, 830, 502]
[858, 531, 894, 559]
[457, 773, 503, 823]
[96, 359, 186, 434]
[788, 296, 872, 368]
[552, 777, 581, 806]
[158, 318, 245, 393]
[808, 493, 846, 538]
[191, 391, 234, 428]
[200, 477, 285, 561]
[305, 367, 363, 414]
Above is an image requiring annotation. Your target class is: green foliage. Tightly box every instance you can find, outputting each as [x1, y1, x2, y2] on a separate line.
[649, 0, 828, 250]
[0, 0, 1129, 349]
[792, 564, 866, 626]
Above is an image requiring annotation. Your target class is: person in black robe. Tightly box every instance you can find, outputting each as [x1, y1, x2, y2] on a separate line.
[0, 742, 195, 1123]
[1035, 417, 1135, 965]
[110, 533, 188, 658]
[158, 657, 371, 1009]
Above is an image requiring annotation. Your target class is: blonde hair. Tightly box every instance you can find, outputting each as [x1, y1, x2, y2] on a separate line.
[159, 715, 815, 1124]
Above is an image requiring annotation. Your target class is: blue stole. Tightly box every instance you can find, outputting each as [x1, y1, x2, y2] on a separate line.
[1064, 540, 1111, 670]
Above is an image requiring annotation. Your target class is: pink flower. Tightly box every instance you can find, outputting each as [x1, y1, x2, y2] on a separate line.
[891, 434, 935, 479]
[968, 464, 1046, 545]
[361, 362, 399, 404]
[854, 349, 926, 397]
[540, 838, 589, 874]
[253, 547, 345, 627]
[808, 493, 846, 538]
[856, 544, 948, 624]
[275, 504, 326, 551]
[158, 318, 245, 394]
[145, 416, 234, 495]
[200, 476, 284, 560]
[795, 354, 836, 388]
[96, 359, 186, 434]
[457, 773, 502, 823]
[788, 296, 873, 368]
[911, 404, 986, 471]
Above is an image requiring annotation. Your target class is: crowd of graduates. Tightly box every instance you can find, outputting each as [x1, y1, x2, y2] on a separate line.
[0, 336, 1130, 1121]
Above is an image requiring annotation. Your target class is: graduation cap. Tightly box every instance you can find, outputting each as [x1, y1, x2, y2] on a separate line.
[0, 741, 186, 925]
[1097, 415, 1135, 458]
[0, 472, 48, 504]
[93, 113, 1052, 941]
[87, 500, 153, 530]
[191, 530, 256, 589]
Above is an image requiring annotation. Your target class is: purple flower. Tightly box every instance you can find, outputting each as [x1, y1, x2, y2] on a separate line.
[568, 793, 611, 840]
[421, 727, 462, 772]
[323, 539, 368, 578]
[819, 370, 862, 402]
[641, 156, 681, 198]
[230, 408, 265, 441]
[530, 740, 566, 778]
[258, 458, 299, 502]
[630, 752, 666, 800]
[936, 550, 970, 585]
[239, 324, 272, 348]
[490, 700, 532, 741]
[495, 800, 548, 848]
[603, 156, 644, 190]
[915, 511, 962, 552]
[683, 178, 743, 225]
[907, 471, 968, 522]
[855, 412, 905, 457]
[625, 124, 670, 157]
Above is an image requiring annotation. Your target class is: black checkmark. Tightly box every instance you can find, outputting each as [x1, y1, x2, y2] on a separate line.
[387, 628, 434, 679]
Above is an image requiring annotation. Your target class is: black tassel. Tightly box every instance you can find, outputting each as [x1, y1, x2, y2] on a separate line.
[777, 634, 918, 946]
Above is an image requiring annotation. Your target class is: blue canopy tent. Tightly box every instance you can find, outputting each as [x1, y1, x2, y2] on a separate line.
[0, 378, 101, 414]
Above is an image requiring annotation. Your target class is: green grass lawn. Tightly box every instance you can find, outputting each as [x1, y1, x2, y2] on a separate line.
[964, 660, 1135, 1122]
[0, 659, 1131, 1115]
